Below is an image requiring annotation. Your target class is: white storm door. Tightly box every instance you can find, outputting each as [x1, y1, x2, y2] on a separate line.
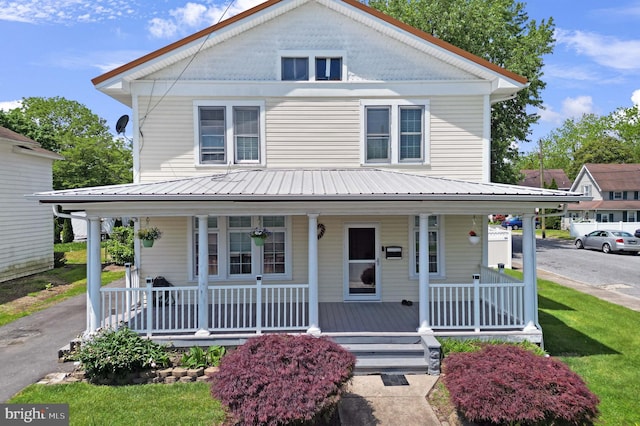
[344, 224, 380, 301]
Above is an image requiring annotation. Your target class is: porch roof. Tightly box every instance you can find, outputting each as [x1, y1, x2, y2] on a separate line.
[32, 169, 586, 205]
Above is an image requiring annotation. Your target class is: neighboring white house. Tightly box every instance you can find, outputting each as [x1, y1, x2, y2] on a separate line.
[569, 163, 640, 223]
[0, 126, 62, 282]
[30, 0, 587, 345]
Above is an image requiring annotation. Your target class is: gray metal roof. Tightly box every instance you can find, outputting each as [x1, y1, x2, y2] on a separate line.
[31, 169, 587, 203]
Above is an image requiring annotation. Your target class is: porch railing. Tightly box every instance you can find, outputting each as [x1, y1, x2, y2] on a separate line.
[100, 275, 308, 335]
[429, 266, 525, 331]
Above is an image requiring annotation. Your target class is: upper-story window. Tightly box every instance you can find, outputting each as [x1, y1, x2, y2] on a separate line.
[281, 57, 309, 81]
[279, 51, 345, 81]
[195, 101, 265, 166]
[361, 100, 429, 165]
[315, 57, 342, 80]
[613, 191, 623, 200]
[582, 185, 592, 197]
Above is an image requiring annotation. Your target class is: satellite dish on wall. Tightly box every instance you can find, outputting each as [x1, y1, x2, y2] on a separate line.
[115, 115, 129, 135]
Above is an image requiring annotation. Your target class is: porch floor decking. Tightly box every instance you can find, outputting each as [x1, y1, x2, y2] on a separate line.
[320, 302, 418, 333]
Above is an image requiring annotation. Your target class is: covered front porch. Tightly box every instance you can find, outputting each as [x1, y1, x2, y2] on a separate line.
[30, 170, 587, 345]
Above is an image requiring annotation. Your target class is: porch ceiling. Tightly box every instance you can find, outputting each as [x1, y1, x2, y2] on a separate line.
[30, 169, 588, 216]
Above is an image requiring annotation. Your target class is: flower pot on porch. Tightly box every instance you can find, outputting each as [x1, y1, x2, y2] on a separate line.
[142, 239, 155, 248]
[252, 237, 266, 247]
[468, 236, 480, 245]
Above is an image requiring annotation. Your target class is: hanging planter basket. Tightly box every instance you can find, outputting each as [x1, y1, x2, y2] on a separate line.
[142, 239, 155, 248]
[252, 236, 266, 246]
[468, 236, 480, 245]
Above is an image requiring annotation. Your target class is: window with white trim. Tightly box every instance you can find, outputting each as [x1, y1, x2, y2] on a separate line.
[193, 217, 219, 277]
[315, 57, 342, 81]
[361, 100, 429, 165]
[582, 185, 592, 197]
[195, 102, 264, 165]
[229, 216, 253, 275]
[192, 216, 289, 279]
[410, 216, 442, 277]
[281, 57, 309, 81]
[278, 51, 345, 81]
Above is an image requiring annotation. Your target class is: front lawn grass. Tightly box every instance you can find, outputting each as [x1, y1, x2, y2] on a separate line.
[538, 277, 640, 425]
[9, 382, 226, 426]
[0, 242, 124, 326]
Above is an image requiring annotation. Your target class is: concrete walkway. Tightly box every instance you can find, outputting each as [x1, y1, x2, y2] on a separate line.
[339, 375, 441, 426]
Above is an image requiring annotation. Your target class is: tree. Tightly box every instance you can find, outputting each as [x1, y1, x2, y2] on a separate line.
[0, 96, 132, 190]
[367, 0, 555, 183]
[517, 109, 640, 180]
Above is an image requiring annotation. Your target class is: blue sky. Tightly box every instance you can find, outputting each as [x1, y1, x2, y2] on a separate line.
[1, 0, 638, 155]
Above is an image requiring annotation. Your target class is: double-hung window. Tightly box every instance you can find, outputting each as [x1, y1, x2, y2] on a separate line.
[192, 216, 289, 279]
[365, 107, 390, 162]
[196, 102, 264, 165]
[199, 107, 226, 163]
[229, 216, 253, 275]
[410, 216, 442, 277]
[233, 107, 260, 163]
[361, 100, 429, 165]
[193, 217, 219, 277]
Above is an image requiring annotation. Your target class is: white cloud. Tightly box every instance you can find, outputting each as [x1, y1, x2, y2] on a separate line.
[556, 29, 640, 71]
[0, 100, 22, 111]
[632, 89, 640, 106]
[537, 96, 594, 124]
[0, 0, 138, 24]
[147, 0, 264, 39]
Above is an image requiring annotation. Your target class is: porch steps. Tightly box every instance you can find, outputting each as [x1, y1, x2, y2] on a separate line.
[340, 343, 429, 375]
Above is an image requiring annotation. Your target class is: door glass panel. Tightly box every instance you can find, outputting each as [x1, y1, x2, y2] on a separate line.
[348, 228, 376, 296]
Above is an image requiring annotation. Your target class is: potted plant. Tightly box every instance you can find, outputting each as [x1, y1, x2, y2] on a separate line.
[249, 228, 271, 246]
[468, 230, 480, 245]
[137, 226, 162, 248]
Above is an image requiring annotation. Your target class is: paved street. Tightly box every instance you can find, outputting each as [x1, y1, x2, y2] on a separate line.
[513, 234, 640, 300]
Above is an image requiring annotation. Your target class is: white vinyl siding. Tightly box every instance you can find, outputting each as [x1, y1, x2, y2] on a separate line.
[0, 144, 54, 282]
[429, 96, 484, 180]
[266, 99, 361, 167]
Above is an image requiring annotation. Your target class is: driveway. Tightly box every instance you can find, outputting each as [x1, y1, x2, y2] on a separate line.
[0, 278, 125, 402]
[513, 235, 640, 300]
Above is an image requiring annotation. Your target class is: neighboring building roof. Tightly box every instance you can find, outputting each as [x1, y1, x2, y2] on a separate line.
[0, 126, 63, 160]
[32, 169, 584, 203]
[520, 169, 572, 190]
[571, 163, 640, 193]
[92, 0, 527, 101]
[567, 200, 640, 211]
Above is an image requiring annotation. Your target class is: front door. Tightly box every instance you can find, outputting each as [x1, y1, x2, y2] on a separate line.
[344, 224, 380, 301]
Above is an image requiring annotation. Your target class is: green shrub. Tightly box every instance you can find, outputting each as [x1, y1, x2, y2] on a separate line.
[105, 226, 134, 265]
[439, 338, 546, 357]
[61, 218, 74, 243]
[75, 326, 169, 384]
[180, 345, 226, 369]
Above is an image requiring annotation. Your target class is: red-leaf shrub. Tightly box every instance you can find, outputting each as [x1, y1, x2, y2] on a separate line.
[443, 344, 599, 425]
[209, 334, 355, 425]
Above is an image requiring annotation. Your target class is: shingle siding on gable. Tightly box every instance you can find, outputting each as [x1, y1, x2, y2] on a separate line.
[145, 2, 475, 83]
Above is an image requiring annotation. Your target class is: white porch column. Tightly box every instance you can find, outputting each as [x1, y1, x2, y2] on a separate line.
[418, 214, 432, 333]
[307, 213, 321, 335]
[87, 217, 102, 334]
[195, 215, 210, 336]
[522, 213, 538, 331]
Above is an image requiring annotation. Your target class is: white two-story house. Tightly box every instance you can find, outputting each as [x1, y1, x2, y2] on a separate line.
[31, 0, 585, 350]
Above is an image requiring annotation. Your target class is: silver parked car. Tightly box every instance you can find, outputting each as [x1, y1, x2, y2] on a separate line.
[574, 230, 640, 254]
